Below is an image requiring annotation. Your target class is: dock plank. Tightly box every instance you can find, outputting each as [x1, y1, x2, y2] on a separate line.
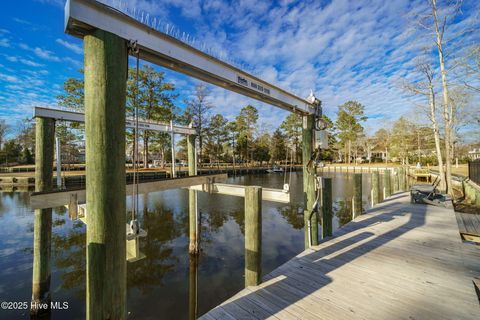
[199, 193, 480, 320]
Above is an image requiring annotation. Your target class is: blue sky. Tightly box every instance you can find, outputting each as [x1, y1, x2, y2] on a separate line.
[0, 0, 479, 136]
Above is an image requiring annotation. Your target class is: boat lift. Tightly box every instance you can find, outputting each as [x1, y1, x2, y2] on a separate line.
[28, 1, 329, 315]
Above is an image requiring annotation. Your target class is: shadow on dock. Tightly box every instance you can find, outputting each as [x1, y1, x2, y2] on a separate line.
[201, 193, 476, 319]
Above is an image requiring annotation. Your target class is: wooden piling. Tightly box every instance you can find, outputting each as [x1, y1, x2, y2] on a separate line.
[399, 167, 406, 191]
[302, 114, 318, 248]
[322, 177, 333, 238]
[84, 30, 127, 320]
[187, 134, 199, 254]
[31, 117, 55, 315]
[384, 170, 392, 199]
[353, 173, 362, 218]
[393, 169, 399, 194]
[371, 171, 379, 206]
[245, 186, 262, 287]
[187, 134, 197, 176]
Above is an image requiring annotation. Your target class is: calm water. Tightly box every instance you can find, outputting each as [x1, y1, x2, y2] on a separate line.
[0, 172, 381, 319]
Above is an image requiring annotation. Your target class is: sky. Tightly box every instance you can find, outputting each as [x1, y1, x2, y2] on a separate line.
[0, 0, 479, 136]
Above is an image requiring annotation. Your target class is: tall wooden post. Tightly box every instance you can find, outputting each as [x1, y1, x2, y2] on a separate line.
[245, 186, 262, 287]
[188, 135, 199, 254]
[371, 171, 379, 206]
[322, 177, 333, 238]
[302, 114, 317, 248]
[187, 135, 197, 176]
[353, 173, 362, 218]
[384, 170, 392, 199]
[84, 30, 127, 320]
[55, 136, 62, 189]
[31, 117, 55, 315]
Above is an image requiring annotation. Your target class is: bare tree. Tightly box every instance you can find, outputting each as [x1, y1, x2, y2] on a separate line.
[412, 0, 466, 194]
[430, 0, 455, 194]
[457, 45, 480, 93]
[0, 119, 9, 150]
[404, 61, 446, 191]
[184, 84, 213, 164]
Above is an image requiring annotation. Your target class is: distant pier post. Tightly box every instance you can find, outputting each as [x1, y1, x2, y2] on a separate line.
[384, 170, 392, 199]
[84, 30, 127, 319]
[393, 169, 399, 193]
[302, 114, 318, 248]
[353, 173, 362, 218]
[31, 117, 55, 316]
[322, 177, 333, 237]
[245, 186, 262, 286]
[371, 171, 380, 206]
[399, 167, 406, 191]
[188, 134, 199, 254]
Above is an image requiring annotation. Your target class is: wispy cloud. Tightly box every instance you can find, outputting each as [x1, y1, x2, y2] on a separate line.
[63, 57, 82, 69]
[19, 43, 61, 62]
[33, 47, 60, 61]
[0, 38, 10, 48]
[56, 38, 83, 54]
[0, 74, 20, 83]
[34, 0, 64, 7]
[12, 17, 49, 32]
[4, 55, 44, 67]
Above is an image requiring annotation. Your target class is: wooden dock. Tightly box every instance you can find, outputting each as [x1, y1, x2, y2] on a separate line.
[200, 192, 480, 320]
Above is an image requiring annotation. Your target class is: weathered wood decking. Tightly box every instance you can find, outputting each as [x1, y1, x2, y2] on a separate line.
[200, 192, 480, 320]
[456, 212, 480, 243]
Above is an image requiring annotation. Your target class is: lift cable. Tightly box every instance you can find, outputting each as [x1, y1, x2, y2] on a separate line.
[129, 40, 140, 237]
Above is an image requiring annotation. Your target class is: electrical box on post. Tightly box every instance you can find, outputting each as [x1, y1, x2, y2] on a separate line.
[315, 130, 328, 149]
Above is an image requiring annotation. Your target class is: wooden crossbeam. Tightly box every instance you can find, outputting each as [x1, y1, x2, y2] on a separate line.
[188, 183, 290, 203]
[34, 106, 197, 135]
[30, 174, 227, 209]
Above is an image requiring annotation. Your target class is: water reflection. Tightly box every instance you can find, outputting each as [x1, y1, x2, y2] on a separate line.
[127, 205, 178, 295]
[188, 254, 198, 320]
[0, 172, 380, 319]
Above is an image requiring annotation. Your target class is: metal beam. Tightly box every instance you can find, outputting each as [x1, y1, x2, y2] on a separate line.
[30, 173, 227, 209]
[34, 106, 197, 135]
[64, 0, 315, 115]
[188, 183, 290, 203]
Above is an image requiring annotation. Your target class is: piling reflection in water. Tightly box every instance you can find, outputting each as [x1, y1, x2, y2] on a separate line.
[0, 172, 379, 319]
[188, 253, 198, 320]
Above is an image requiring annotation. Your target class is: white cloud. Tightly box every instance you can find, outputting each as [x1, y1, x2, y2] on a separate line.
[4, 55, 44, 67]
[33, 47, 60, 61]
[33, 0, 64, 8]
[0, 38, 10, 48]
[18, 43, 61, 62]
[0, 73, 20, 83]
[56, 38, 83, 54]
[63, 57, 82, 69]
